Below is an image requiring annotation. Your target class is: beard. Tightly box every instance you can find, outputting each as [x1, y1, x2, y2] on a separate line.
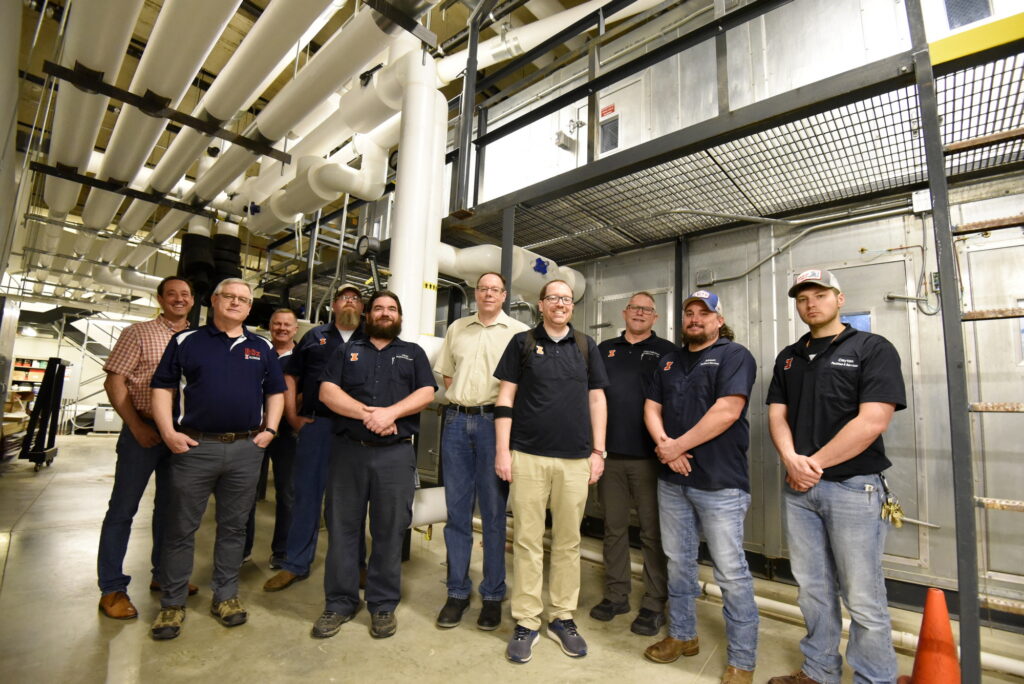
[338, 309, 361, 329]
[682, 328, 716, 346]
[366, 317, 402, 340]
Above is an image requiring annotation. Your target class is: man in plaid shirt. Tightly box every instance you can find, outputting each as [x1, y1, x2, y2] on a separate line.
[97, 277, 194, 620]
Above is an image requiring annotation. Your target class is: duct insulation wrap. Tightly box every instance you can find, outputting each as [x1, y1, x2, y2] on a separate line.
[178, 233, 216, 305]
[212, 233, 243, 282]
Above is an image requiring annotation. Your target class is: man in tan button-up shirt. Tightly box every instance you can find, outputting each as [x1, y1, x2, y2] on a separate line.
[433, 272, 528, 632]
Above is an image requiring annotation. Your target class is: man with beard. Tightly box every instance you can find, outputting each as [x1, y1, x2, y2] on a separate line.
[434, 272, 528, 631]
[590, 291, 675, 636]
[766, 269, 905, 684]
[98, 277, 195, 620]
[244, 308, 298, 567]
[312, 291, 436, 640]
[150, 278, 285, 639]
[494, 279, 609, 663]
[643, 291, 758, 684]
[264, 285, 367, 592]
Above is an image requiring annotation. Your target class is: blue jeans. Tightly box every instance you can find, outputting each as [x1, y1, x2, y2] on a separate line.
[784, 475, 897, 684]
[441, 410, 508, 601]
[658, 479, 758, 671]
[97, 423, 172, 594]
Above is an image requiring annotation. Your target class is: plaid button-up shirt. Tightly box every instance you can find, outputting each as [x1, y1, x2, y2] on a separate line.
[103, 316, 188, 417]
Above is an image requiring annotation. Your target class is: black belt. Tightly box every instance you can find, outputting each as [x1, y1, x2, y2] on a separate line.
[181, 427, 262, 443]
[350, 437, 413, 448]
[448, 404, 495, 415]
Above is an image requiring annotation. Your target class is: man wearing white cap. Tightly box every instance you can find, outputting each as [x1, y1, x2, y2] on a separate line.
[642, 290, 759, 684]
[766, 269, 906, 684]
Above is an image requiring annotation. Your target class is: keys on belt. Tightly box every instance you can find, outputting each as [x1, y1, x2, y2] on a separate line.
[448, 404, 495, 415]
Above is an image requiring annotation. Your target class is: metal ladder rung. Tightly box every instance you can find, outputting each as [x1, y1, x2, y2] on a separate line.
[952, 214, 1024, 236]
[968, 402, 1024, 413]
[974, 497, 1024, 512]
[961, 308, 1024, 321]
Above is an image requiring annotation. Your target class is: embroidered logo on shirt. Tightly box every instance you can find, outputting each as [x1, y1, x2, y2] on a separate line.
[350, 352, 359, 362]
[663, 361, 673, 371]
[831, 356, 859, 369]
[699, 358, 719, 367]
[393, 354, 413, 364]
[319, 338, 327, 345]
[784, 357, 793, 370]
[640, 350, 660, 360]
[535, 345, 544, 355]
[607, 349, 616, 358]
[244, 347, 261, 361]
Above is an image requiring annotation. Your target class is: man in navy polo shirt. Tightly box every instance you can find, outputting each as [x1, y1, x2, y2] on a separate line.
[312, 290, 436, 640]
[149, 278, 285, 640]
[494, 279, 609, 664]
[263, 284, 367, 592]
[766, 269, 905, 684]
[591, 291, 675, 636]
[643, 291, 758, 684]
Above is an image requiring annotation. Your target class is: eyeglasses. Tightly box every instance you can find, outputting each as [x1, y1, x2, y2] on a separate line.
[337, 295, 361, 302]
[218, 293, 252, 306]
[626, 305, 656, 315]
[543, 295, 573, 305]
[477, 287, 505, 295]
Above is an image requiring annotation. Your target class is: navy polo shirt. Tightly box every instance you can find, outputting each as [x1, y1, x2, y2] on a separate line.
[319, 336, 436, 442]
[646, 337, 756, 491]
[151, 323, 286, 433]
[766, 324, 906, 480]
[285, 320, 366, 416]
[493, 324, 609, 459]
[598, 331, 677, 459]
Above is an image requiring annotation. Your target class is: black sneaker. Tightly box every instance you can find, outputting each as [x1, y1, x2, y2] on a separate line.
[506, 624, 540, 663]
[477, 599, 502, 631]
[630, 608, 666, 636]
[370, 610, 397, 638]
[436, 597, 470, 628]
[589, 598, 630, 621]
[311, 602, 362, 639]
[268, 553, 286, 570]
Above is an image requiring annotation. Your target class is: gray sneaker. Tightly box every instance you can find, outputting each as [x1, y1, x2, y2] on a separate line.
[506, 624, 540, 663]
[547, 618, 587, 657]
[370, 610, 397, 638]
[311, 602, 363, 639]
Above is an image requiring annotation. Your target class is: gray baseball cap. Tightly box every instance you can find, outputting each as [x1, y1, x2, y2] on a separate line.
[788, 268, 842, 297]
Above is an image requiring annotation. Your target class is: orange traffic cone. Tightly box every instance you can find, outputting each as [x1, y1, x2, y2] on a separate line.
[899, 587, 961, 683]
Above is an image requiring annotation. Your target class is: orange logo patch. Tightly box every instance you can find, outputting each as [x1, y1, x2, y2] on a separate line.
[607, 349, 616, 358]
[535, 346, 544, 355]
[319, 338, 327, 345]
[663, 361, 673, 371]
[349, 352, 359, 362]
[784, 357, 793, 370]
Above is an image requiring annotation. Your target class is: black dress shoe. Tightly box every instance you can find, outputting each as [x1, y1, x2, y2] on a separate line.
[436, 596, 470, 628]
[477, 599, 502, 631]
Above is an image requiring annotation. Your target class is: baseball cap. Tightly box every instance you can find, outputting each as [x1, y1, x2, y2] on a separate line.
[335, 284, 362, 300]
[682, 290, 723, 315]
[788, 268, 842, 297]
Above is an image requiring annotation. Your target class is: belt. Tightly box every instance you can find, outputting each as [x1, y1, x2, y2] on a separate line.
[181, 427, 262, 443]
[350, 437, 413, 448]
[448, 404, 495, 415]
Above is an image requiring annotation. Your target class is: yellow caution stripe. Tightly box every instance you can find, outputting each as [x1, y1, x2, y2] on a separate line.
[930, 12, 1024, 65]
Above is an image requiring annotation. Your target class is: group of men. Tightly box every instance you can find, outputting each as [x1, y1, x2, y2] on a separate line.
[96, 266, 905, 684]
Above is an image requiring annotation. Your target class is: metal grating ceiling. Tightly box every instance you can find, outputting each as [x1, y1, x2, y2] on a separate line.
[464, 51, 1023, 266]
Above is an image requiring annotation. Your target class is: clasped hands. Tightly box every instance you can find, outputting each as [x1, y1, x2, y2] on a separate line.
[362, 405, 398, 436]
[654, 434, 693, 475]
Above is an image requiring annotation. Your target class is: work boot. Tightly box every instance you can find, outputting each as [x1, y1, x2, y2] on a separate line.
[589, 598, 630, 621]
[151, 606, 185, 640]
[370, 610, 397, 638]
[767, 672, 821, 684]
[722, 665, 755, 684]
[630, 607, 665, 636]
[210, 597, 248, 627]
[311, 602, 362, 639]
[436, 597, 470, 628]
[644, 636, 700, 663]
[98, 591, 137, 620]
[263, 570, 309, 592]
[477, 599, 502, 631]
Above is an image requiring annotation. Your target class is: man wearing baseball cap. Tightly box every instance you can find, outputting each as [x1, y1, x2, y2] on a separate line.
[264, 285, 367, 591]
[766, 269, 906, 684]
[643, 290, 759, 684]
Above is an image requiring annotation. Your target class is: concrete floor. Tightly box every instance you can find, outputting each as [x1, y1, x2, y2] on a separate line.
[0, 435, 1020, 684]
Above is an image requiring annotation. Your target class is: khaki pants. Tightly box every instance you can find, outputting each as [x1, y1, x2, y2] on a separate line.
[509, 450, 591, 630]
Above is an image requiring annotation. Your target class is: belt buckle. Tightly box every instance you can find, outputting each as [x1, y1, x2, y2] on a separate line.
[218, 433, 234, 443]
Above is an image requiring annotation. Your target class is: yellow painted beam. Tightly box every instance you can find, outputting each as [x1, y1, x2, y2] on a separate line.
[930, 12, 1024, 65]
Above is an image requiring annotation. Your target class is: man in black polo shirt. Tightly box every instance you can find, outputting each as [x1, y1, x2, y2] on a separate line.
[149, 278, 285, 640]
[590, 291, 675, 636]
[766, 269, 905, 684]
[642, 291, 758, 684]
[494, 279, 609, 664]
[263, 285, 366, 592]
[312, 290, 436, 640]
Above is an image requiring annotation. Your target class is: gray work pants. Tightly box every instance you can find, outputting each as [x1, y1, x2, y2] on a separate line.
[159, 438, 264, 606]
[597, 457, 668, 612]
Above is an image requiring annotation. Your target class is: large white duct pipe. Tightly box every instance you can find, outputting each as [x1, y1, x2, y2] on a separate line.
[80, 0, 242, 230]
[43, 0, 145, 214]
[438, 243, 586, 302]
[419, 89, 448, 330]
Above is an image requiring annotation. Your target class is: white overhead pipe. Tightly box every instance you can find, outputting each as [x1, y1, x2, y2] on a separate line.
[419, 88, 448, 329]
[43, 0, 145, 214]
[437, 242, 586, 303]
[80, 0, 242, 231]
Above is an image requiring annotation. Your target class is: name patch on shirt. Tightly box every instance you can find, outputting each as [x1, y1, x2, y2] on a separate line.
[831, 357, 859, 369]
[640, 350, 660, 360]
[393, 354, 414, 363]
[699, 358, 720, 367]
[244, 347, 262, 361]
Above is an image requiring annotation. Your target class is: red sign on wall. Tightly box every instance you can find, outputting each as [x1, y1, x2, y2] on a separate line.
[600, 104, 615, 117]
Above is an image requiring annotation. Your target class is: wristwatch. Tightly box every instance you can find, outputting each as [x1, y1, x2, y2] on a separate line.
[264, 427, 278, 437]
[591, 449, 607, 460]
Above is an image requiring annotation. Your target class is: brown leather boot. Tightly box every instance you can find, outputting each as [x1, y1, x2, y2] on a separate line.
[767, 672, 821, 684]
[722, 665, 754, 684]
[263, 570, 309, 592]
[643, 636, 699, 663]
[99, 591, 138, 620]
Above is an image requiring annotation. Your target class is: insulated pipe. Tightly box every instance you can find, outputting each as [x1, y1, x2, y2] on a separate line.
[437, 243, 586, 302]
[124, 209, 191, 269]
[81, 0, 242, 229]
[43, 0, 145, 214]
[419, 88, 449, 326]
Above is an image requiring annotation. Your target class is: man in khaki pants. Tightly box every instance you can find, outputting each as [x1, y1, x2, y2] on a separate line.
[493, 279, 609, 664]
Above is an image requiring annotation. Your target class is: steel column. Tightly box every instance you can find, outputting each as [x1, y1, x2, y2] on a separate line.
[501, 206, 515, 315]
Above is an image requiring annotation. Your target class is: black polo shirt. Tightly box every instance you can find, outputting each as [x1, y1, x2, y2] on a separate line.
[319, 336, 436, 442]
[598, 331, 677, 459]
[646, 337, 756, 492]
[493, 324, 609, 459]
[285, 321, 365, 416]
[766, 324, 906, 480]
[151, 323, 286, 433]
